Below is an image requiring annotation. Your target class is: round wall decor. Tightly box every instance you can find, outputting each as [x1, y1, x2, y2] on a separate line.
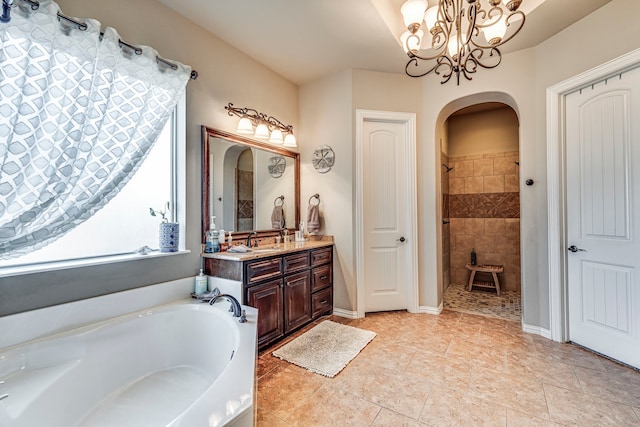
[268, 155, 286, 178]
[312, 145, 335, 174]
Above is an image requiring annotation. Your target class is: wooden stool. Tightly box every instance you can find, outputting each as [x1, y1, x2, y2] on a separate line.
[466, 263, 504, 296]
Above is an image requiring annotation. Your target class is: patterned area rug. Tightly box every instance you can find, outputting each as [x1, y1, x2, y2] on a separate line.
[444, 283, 521, 322]
[273, 320, 376, 377]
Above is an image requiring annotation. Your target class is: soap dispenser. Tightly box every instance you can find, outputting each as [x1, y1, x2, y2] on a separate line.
[205, 216, 220, 253]
[194, 269, 207, 295]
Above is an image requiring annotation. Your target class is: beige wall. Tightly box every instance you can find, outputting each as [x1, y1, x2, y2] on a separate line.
[299, 71, 355, 312]
[447, 108, 519, 157]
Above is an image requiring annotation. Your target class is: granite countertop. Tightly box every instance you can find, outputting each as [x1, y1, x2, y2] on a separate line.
[202, 236, 334, 262]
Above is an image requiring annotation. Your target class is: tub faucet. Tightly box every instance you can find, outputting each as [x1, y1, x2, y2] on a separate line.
[209, 294, 245, 322]
[246, 231, 258, 247]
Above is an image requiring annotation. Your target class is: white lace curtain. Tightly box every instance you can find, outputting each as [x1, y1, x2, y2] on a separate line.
[0, 1, 191, 259]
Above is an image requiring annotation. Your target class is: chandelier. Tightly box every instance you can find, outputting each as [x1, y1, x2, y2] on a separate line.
[225, 103, 297, 147]
[400, 0, 525, 84]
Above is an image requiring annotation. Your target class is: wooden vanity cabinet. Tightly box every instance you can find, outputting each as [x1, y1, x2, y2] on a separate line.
[208, 245, 333, 350]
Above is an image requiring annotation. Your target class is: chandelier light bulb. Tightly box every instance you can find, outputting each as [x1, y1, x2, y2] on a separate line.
[236, 117, 253, 134]
[447, 31, 467, 58]
[269, 129, 284, 144]
[424, 6, 439, 32]
[483, 15, 507, 45]
[400, 0, 428, 31]
[254, 123, 270, 139]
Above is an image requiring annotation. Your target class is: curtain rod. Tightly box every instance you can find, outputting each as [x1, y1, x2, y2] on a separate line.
[4, 0, 198, 80]
[59, 12, 199, 80]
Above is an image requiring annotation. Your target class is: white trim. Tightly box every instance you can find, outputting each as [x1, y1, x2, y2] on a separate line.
[418, 303, 443, 315]
[547, 48, 640, 343]
[522, 323, 553, 340]
[355, 110, 419, 318]
[332, 308, 360, 319]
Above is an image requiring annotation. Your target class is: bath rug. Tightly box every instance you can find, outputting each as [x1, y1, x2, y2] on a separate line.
[272, 320, 376, 377]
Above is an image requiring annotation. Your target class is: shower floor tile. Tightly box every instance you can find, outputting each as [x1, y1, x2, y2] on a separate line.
[444, 283, 521, 322]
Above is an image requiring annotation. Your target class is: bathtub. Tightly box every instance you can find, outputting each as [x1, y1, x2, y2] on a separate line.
[0, 299, 257, 427]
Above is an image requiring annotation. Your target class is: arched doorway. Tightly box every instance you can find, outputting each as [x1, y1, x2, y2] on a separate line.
[439, 100, 522, 321]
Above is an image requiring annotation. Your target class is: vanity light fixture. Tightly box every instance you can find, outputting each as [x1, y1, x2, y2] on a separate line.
[400, 0, 525, 85]
[225, 103, 297, 147]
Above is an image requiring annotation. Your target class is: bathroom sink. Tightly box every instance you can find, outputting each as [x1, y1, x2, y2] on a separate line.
[251, 248, 283, 254]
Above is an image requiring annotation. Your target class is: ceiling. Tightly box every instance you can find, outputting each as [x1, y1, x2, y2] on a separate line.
[159, 0, 612, 86]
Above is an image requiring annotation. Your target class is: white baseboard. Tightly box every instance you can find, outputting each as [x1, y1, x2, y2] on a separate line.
[522, 322, 553, 340]
[418, 303, 443, 315]
[332, 307, 359, 319]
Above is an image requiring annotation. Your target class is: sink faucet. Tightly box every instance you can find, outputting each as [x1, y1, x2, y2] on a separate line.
[246, 231, 258, 247]
[209, 294, 245, 322]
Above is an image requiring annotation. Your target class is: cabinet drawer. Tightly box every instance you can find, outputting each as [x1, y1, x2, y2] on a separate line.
[283, 252, 310, 274]
[312, 287, 333, 319]
[311, 264, 332, 293]
[311, 247, 332, 267]
[245, 258, 282, 285]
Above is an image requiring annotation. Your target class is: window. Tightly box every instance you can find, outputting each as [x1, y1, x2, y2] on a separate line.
[1, 96, 185, 270]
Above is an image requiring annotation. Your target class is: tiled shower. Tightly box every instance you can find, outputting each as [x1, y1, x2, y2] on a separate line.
[441, 104, 521, 318]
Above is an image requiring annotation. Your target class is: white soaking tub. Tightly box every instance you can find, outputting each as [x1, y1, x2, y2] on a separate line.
[0, 300, 257, 427]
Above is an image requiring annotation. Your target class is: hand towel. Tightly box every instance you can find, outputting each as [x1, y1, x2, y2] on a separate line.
[271, 205, 285, 229]
[306, 204, 321, 234]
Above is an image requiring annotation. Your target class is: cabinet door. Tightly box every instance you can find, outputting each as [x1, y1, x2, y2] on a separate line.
[246, 279, 284, 348]
[284, 271, 312, 333]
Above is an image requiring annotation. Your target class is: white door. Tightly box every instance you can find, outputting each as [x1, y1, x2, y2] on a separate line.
[566, 67, 640, 368]
[362, 120, 413, 312]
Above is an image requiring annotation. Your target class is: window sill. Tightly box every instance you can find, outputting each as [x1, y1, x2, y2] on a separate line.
[0, 250, 192, 278]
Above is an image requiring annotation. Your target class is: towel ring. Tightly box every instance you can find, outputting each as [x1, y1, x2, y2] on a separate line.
[274, 195, 285, 207]
[308, 193, 320, 206]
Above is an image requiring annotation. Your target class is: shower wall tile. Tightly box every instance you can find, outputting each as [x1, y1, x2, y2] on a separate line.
[452, 160, 475, 177]
[484, 175, 505, 193]
[505, 174, 519, 192]
[473, 158, 493, 176]
[485, 218, 506, 235]
[450, 178, 465, 194]
[465, 176, 484, 194]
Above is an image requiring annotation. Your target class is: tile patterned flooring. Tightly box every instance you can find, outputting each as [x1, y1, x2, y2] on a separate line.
[256, 311, 640, 426]
[444, 283, 522, 322]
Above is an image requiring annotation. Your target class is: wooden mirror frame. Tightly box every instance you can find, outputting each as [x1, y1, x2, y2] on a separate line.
[201, 125, 300, 243]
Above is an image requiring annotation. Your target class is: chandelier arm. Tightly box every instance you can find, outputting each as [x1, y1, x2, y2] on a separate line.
[468, 47, 503, 70]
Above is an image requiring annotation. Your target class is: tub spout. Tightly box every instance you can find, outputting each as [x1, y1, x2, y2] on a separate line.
[209, 294, 242, 318]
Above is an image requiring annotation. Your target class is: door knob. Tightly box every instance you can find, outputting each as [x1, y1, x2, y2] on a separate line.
[568, 245, 586, 253]
[397, 236, 406, 243]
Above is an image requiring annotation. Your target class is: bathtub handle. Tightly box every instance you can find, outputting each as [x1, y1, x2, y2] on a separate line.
[0, 393, 8, 402]
[239, 309, 247, 323]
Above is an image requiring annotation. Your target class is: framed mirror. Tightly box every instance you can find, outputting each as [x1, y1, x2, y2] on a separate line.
[201, 126, 300, 242]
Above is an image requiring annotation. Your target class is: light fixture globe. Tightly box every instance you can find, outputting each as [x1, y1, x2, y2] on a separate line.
[269, 129, 284, 144]
[236, 117, 253, 134]
[400, 0, 428, 32]
[283, 133, 297, 147]
[254, 123, 269, 139]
